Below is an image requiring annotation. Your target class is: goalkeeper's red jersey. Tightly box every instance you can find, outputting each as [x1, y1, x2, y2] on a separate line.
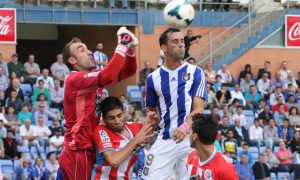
[63, 52, 136, 150]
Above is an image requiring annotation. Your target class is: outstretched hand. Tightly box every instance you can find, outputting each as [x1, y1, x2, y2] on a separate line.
[134, 122, 153, 147]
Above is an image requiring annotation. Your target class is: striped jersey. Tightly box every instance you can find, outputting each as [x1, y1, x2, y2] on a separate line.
[146, 62, 207, 140]
[187, 149, 239, 180]
[93, 50, 108, 70]
[93, 122, 143, 180]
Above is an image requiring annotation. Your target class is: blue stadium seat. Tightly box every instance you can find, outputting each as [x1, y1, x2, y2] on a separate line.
[249, 146, 258, 153]
[244, 110, 254, 116]
[127, 85, 140, 97]
[46, 146, 50, 154]
[20, 84, 33, 101]
[277, 172, 290, 179]
[259, 146, 266, 153]
[251, 152, 258, 161]
[237, 147, 243, 154]
[203, 109, 211, 115]
[13, 160, 20, 170]
[2, 165, 15, 180]
[0, 160, 13, 166]
[32, 152, 47, 160]
[274, 146, 280, 152]
[270, 172, 277, 180]
[18, 146, 30, 153]
[1, 160, 14, 180]
[30, 146, 45, 153]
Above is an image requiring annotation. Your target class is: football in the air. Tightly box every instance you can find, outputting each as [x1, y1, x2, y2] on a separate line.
[163, 0, 195, 29]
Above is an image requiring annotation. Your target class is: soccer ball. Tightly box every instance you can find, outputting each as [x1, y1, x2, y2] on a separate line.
[163, 0, 195, 29]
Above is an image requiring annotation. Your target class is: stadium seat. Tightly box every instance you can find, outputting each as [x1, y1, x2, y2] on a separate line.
[259, 146, 266, 153]
[0, 160, 13, 166]
[2, 165, 15, 180]
[13, 160, 20, 170]
[237, 147, 243, 154]
[46, 146, 50, 154]
[274, 146, 280, 152]
[251, 152, 258, 161]
[249, 146, 258, 153]
[18, 146, 30, 153]
[203, 109, 211, 115]
[20, 84, 33, 101]
[32, 152, 47, 160]
[30, 146, 45, 153]
[244, 110, 254, 116]
[127, 85, 140, 98]
[277, 172, 290, 179]
[270, 172, 277, 180]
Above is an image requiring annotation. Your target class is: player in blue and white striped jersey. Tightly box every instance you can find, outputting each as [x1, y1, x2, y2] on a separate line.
[142, 28, 207, 180]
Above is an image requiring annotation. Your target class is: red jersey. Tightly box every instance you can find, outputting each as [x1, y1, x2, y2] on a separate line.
[187, 149, 238, 180]
[63, 53, 136, 150]
[93, 122, 143, 180]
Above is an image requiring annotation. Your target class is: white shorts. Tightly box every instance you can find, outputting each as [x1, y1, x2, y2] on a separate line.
[141, 136, 191, 180]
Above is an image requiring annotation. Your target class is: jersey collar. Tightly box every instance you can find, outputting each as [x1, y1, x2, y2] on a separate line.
[198, 147, 217, 167]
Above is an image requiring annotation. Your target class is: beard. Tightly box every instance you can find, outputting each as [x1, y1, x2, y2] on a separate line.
[190, 137, 197, 149]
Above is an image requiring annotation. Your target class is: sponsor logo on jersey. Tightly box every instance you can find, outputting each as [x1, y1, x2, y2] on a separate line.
[183, 73, 191, 81]
[204, 169, 212, 180]
[84, 72, 100, 78]
[99, 130, 110, 143]
[103, 143, 112, 148]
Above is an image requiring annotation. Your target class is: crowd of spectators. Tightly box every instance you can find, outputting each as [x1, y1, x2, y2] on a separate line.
[0, 52, 70, 179]
[0, 45, 300, 180]
[0, 42, 144, 179]
[203, 60, 300, 179]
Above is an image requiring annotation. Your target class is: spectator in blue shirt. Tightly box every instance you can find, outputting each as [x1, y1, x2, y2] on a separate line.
[238, 143, 253, 164]
[244, 85, 261, 110]
[30, 157, 49, 180]
[16, 159, 34, 180]
[236, 154, 254, 180]
[278, 118, 294, 145]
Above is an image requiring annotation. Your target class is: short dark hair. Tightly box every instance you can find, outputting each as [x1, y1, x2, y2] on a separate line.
[265, 61, 270, 64]
[100, 96, 124, 118]
[191, 114, 218, 145]
[254, 118, 259, 123]
[159, 28, 180, 46]
[62, 37, 82, 65]
[242, 142, 249, 147]
[215, 74, 222, 79]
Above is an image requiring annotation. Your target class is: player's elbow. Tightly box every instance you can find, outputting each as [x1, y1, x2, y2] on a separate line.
[107, 160, 121, 168]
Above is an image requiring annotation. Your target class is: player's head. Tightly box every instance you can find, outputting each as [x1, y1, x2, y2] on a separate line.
[159, 28, 185, 62]
[62, 37, 95, 72]
[190, 114, 218, 149]
[101, 96, 125, 132]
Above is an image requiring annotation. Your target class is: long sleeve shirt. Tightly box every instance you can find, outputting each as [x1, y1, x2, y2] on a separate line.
[263, 126, 278, 140]
[249, 125, 263, 141]
[256, 79, 271, 95]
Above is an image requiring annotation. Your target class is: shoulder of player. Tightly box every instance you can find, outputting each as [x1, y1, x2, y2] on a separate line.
[94, 125, 112, 135]
[147, 67, 161, 79]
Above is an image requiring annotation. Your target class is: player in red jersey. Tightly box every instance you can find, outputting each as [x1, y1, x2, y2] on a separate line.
[188, 114, 239, 180]
[58, 27, 139, 180]
[92, 96, 153, 179]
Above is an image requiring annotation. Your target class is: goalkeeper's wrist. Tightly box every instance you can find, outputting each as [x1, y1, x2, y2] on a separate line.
[115, 44, 128, 58]
[180, 122, 190, 133]
[127, 49, 136, 57]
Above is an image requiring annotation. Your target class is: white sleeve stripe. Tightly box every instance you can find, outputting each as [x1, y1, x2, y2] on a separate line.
[196, 69, 206, 97]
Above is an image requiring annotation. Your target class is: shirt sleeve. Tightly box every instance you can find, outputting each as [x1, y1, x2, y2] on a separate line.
[94, 128, 114, 153]
[67, 70, 102, 91]
[191, 67, 207, 100]
[146, 74, 158, 108]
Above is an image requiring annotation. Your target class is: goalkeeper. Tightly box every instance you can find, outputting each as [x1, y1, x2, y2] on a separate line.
[58, 27, 138, 180]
